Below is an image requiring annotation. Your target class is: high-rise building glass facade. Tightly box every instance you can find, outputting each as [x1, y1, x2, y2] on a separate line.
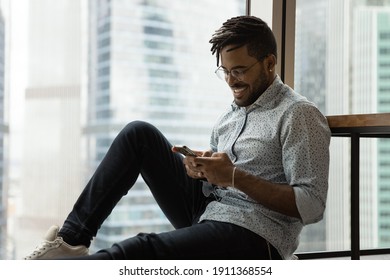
[377, 11, 390, 246]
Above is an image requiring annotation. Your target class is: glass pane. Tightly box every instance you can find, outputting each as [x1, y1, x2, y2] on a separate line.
[0, 0, 245, 259]
[295, 0, 390, 253]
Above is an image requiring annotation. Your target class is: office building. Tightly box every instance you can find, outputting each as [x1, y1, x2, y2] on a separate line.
[352, 6, 390, 248]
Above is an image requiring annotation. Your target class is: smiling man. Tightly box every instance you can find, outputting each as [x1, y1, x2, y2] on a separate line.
[216, 50, 275, 108]
[25, 16, 330, 260]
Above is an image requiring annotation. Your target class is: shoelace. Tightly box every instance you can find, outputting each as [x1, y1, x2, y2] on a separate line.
[24, 239, 61, 259]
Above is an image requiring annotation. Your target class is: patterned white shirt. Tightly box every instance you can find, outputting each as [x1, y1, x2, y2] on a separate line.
[199, 75, 331, 260]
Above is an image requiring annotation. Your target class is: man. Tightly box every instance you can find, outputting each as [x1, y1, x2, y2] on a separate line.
[25, 15, 330, 260]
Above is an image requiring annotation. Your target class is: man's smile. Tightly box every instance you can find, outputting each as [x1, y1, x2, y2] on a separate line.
[231, 85, 248, 98]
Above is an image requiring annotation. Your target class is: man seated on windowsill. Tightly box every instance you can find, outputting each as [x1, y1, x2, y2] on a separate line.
[25, 15, 330, 260]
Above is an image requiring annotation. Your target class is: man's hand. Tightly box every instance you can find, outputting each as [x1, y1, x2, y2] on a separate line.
[179, 149, 301, 219]
[184, 152, 234, 187]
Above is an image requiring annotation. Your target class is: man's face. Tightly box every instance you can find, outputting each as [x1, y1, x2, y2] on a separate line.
[219, 44, 274, 107]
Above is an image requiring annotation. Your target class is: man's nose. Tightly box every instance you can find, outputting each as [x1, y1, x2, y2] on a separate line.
[225, 72, 238, 84]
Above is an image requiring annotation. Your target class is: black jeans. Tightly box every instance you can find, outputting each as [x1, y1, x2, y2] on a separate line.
[59, 121, 281, 259]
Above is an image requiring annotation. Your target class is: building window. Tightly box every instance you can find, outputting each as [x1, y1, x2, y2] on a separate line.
[294, 0, 390, 253]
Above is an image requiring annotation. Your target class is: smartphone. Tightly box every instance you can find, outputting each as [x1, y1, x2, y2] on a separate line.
[173, 145, 197, 157]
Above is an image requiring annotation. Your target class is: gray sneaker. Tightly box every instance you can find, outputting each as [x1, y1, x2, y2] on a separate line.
[24, 225, 89, 260]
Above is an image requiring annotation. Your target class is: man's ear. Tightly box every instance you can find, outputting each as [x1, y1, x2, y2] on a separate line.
[265, 54, 277, 71]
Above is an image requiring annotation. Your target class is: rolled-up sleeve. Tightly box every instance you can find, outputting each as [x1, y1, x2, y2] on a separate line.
[281, 103, 331, 225]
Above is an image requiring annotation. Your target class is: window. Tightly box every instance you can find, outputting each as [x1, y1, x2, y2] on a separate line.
[293, 0, 390, 253]
[0, 0, 245, 259]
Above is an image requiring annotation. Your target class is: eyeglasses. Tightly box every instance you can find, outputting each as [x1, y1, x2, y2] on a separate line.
[214, 60, 260, 81]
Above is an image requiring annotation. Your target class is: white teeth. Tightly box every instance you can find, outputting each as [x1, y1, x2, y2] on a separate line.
[233, 88, 246, 93]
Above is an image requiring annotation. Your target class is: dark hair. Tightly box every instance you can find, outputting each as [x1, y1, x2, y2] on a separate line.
[209, 16, 277, 66]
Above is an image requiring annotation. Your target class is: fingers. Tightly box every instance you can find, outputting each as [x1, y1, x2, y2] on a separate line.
[193, 152, 229, 164]
[185, 164, 204, 179]
[182, 152, 231, 182]
[183, 156, 204, 179]
[201, 150, 213, 157]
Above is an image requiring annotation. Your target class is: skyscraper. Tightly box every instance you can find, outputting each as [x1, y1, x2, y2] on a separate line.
[352, 6, 390, 248]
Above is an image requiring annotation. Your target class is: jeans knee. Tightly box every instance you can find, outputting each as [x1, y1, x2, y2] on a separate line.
[116, 121, 169, 158]
[124, 120, 154, 132]
[121, 121, 159, 140]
